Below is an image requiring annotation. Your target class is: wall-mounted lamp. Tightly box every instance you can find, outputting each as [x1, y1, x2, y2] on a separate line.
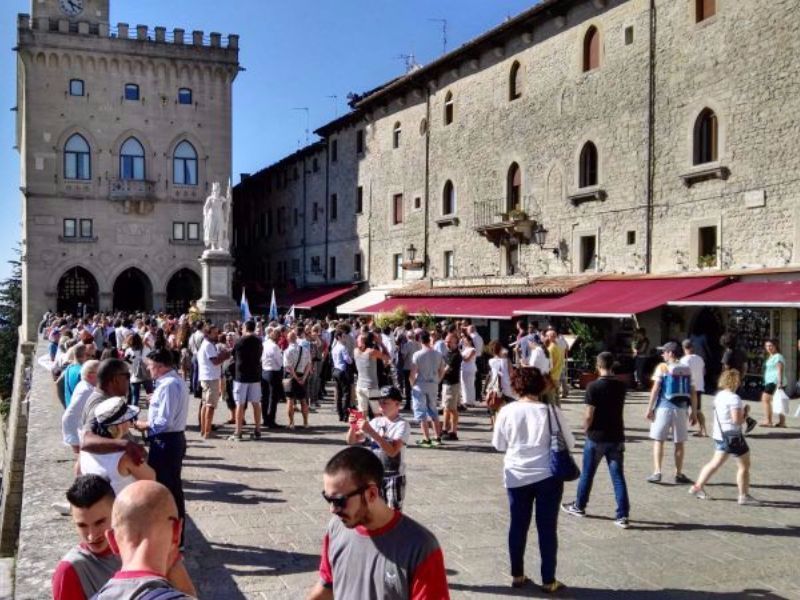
[532, 224, 561, 258]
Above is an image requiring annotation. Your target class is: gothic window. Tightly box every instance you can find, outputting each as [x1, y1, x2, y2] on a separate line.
[444, 91, 454, 125]
[120, 137, 145, 180]
[442, 180, 455, 215]
[509, 61, 521, 100]
[693, 108, 718, 165]
[64, 134, 91, 180]
[583, 26, 600, 72]
[507, 163, 521, 212]
[579, 142, 598, 188]
[393, 122, 402, 149]
[173, 141, 198, 185]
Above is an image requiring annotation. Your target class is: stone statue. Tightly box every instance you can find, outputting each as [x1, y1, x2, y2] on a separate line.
[203, 182, 230, 252]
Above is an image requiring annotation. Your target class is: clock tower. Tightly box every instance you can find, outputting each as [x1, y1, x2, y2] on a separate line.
[31, 0, 109, 25]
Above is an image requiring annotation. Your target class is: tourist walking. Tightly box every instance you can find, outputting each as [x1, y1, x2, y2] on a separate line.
[411, 331, 446, 448]
[123, 333, 146, 407]
[492, 367, 572, 593]
[645, 341, 697, 484]
[308, 447, 449, 599]
[561, 352, 630, 528]
[689, 369, 758, 505]
[632, 328, 651, 390]
[353, 332, 388, 416]
[760, 338, 787, 427]
[680, 339, 708, 437]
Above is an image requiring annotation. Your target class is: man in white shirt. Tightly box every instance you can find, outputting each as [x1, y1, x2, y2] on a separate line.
[197, 325, 229, 439]
[680, 339, 708, 437]
[260, 328, 285, 429]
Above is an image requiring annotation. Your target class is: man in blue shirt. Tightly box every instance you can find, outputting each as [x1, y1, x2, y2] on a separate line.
[133, 348, 189, 548]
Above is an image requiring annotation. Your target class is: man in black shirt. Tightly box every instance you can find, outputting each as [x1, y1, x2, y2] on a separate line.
[441, 333, 462, 441]
[230, 320, 264, 441]
[562, 351, 631, 528]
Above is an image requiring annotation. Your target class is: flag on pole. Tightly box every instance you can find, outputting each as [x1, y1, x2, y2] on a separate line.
[240, 287, 252, 321]
[268, 289, 278, 322]
[286, 305, 296, 324]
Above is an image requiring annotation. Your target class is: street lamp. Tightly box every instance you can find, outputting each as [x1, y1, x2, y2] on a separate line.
[532, 224, 560, 258]
[406, 243, 417, 263]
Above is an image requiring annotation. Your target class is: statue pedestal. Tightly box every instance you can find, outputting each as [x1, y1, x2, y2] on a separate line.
[196, 250, 239, 325]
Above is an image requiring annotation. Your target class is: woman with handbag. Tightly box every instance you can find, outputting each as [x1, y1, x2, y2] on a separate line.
[760, 338, 787, 428]
[689, 369, 758, 505]
[486, 341, 515, 426]
[491, 367, 574, 593]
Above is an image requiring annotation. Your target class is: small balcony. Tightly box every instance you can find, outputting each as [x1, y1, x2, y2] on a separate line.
[108, 178, 157, 202]
[473, 198, 536, 246]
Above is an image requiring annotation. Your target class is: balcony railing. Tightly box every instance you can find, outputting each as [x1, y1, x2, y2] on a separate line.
[473, 197, 537, 246]
[108, 178, 157, 201]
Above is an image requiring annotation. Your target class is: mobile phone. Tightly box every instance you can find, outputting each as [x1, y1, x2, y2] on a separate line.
[349, 409, 364, 430]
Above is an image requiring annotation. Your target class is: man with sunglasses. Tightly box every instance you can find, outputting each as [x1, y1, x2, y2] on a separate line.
[345, 386, 410, 510]
[92, 480, 196, 599]
[309, 447, 449, 600]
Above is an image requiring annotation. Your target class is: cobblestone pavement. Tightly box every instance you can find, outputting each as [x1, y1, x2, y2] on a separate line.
[13, 352, 800, 599]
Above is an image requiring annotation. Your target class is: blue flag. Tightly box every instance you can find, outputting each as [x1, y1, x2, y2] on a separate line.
[240, 287, 252, 321]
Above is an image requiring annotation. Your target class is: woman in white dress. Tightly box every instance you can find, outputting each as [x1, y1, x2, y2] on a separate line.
[460, 333, 478, 407]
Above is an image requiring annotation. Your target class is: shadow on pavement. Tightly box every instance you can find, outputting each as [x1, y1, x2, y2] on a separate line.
[184, 480, 286, 505]
[183, 462, 282, 474]
[184, 518, 319, 598]
[633, 519, 800, 537]
[448, 583, 786, 598]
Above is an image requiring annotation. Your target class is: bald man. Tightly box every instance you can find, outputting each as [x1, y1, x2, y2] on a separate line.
[93, 481, 196, 599]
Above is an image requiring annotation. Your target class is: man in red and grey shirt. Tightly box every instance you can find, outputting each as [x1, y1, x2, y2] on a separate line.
[308, 447, 450, 600]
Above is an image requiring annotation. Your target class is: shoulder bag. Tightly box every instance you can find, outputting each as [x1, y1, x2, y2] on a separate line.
[714, 403, 749, 456]
[283, 347, 303, 393]
[546, 404, 580, 481]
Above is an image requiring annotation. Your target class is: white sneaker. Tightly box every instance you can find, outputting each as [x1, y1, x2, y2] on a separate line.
[688, 487, 710, 500]
[738, 494, 759, 506]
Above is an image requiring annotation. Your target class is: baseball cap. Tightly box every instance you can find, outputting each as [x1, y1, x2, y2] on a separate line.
[379, 386, 403, 402]
[94, 396, 140, 427]
[661, 341, 680, 355]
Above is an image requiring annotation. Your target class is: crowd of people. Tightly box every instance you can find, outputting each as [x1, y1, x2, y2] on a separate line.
[39, 307, 786, 598]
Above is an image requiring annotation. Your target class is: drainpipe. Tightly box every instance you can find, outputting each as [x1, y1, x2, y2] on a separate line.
[302, 155, 308, 287]
[423, 88, 431, 278]
[645, 0, 657, 273]
[324, 143, 330, 283]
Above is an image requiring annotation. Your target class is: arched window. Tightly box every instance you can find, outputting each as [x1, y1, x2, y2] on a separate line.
[507, 163, 522, 212]
[393, 122, 402, 149]
[583, 26, 600, 72]
[444, 91, 454, 125]
[64, 134, 91, 180]
[509, 61, 521, 101]
[579, 141, 598, 188]
[173, 141, 198, 186]
[442, 180, 455, 215]
[693, 108, 718, 165]
[120, 137, 145, 180]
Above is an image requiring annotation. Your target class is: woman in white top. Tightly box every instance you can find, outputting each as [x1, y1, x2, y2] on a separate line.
[689, 369, 757, 505]
[488, 341, 515, 400]
[460, 333, 478, 407]
[492, 367, 572, 593]
[526, 334, 551, 374]
[123, 333, 145, 407]
[80, 396, 155, 495]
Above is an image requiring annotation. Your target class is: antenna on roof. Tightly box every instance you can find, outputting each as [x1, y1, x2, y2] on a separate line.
[291, 107, 310, 144]
[326, 95, 339, 118]
[428, 18, 448, 55]
[396, 53, 420, 73]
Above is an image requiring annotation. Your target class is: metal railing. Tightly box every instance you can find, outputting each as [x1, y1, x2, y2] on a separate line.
[108, 178, 157, 201]
[473, 196, 537, 229]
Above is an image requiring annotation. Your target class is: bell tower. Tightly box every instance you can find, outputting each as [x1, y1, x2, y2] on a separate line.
[30, 0, 109, 25]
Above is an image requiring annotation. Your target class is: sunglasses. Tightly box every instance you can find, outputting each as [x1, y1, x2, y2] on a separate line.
[321, 485, 370, 510]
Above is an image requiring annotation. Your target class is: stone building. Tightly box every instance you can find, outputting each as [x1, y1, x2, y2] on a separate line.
[234, 0, 800, 383]
[16, 0, 239, 340]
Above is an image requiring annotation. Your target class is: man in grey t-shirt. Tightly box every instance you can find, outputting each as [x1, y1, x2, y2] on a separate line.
[410, 331, 446, 448]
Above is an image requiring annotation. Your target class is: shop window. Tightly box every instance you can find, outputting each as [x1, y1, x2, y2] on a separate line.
[580, 235, 597, 272]
[392, 193, 403, 225]
[509, 61, 521, 101]
[579, 141, 598, 188]
[583, 26, 600, 72]
[442, 180, 455, 215]
[696, 0, 716, 23]
[698, 226, 718, 267]
[69, 79, 84, 97]
[444, 91, 454, 125]
[693, 108, 718, 165]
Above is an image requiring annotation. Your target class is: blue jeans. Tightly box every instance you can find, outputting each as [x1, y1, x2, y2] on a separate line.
[576, 440, 630, 519]
[128, 382, 142, 407]
[507, 476, 563, 583]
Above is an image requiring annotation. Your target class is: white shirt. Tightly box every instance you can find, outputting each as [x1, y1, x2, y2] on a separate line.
[461, 347, 477, 374]
[261, 339, 283, 372]
[492, 401, 575, 488]
[61, 380, 95, 447]
[680, 353, 706, 393]
[712, 389, 743, 441]
[197, 338, 221, 381]
[528, 346, 551, 374]
[489, 356, 514, 398]
[366, 415, 411, 476]
[470, 332, 484, 356]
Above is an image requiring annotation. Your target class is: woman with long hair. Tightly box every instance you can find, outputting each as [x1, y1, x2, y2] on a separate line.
[760, 338, 787, 427]
[689, 369, 758, 505]
[460, 333, 478, 407]
[492, 367, 573, 593]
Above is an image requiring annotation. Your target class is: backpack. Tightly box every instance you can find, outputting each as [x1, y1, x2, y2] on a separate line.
[656, 363, 692, 407]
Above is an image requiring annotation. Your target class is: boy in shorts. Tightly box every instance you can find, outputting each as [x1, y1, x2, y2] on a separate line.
[346, 386, 411, 509]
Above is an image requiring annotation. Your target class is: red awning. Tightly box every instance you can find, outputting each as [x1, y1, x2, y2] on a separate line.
[513, 277, 728, 318]
[669, 280, 800, 308]
[353, 296, 553, 320]
[280, 284, 357, 310]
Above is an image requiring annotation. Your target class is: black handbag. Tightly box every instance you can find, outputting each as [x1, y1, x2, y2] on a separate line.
[714, 404, 749, 456]
[546, 405, 580, 481]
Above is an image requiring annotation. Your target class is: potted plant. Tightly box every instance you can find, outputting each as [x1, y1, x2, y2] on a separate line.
[507, 208, 529, 222]
[568, 318, 602, 389]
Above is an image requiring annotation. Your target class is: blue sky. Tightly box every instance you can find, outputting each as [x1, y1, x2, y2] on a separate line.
[0, 0, 536, 281]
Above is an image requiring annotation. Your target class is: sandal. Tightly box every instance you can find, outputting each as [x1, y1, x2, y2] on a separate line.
[511, 576, 532, 589]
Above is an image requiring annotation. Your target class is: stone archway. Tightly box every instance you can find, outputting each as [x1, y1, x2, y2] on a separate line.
[57, 267, 99, 316]
[112, 267, 153, 312]
[166, 269, 201, 315]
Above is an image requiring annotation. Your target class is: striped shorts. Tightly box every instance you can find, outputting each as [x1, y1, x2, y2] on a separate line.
[381, 475, 407, 511]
